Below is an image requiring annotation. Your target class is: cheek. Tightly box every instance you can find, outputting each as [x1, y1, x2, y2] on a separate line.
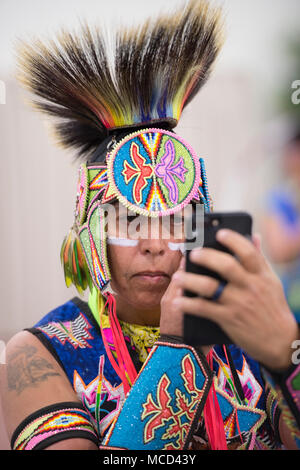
[168, 249, 184, 273]
[107, 244, 135, 284]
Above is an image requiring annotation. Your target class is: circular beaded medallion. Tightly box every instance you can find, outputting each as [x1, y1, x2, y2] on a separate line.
[107, 128, 201, 216]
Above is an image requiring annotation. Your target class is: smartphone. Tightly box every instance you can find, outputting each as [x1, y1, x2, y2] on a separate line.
[183, 211, 253, 346]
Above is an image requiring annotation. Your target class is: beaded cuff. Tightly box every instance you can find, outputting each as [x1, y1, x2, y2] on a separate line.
[11, 402, 99, 450]
[263, 362, 300, 448]
[101, 338, 213, 450]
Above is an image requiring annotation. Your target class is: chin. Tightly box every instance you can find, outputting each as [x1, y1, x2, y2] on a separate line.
[112, 278, 169, 307]
[134, 290, 164, 308]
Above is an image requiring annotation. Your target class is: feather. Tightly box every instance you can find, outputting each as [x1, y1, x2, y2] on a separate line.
[60, 229, 90, 294]
[16, 0, 224, 160]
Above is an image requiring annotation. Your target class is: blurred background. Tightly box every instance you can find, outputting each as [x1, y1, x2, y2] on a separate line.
[0, 0, 300, 449]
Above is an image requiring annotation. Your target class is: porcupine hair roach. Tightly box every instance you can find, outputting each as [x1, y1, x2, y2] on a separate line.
[16, 0, 224, 162]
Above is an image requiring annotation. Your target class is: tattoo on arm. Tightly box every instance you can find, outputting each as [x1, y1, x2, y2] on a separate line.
[6, 344, 60, 395]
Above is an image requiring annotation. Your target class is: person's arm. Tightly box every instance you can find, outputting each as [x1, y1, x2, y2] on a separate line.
[0, 331, 99, 450]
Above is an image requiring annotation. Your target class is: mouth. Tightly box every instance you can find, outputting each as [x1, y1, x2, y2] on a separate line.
[132, 271, 170, 284]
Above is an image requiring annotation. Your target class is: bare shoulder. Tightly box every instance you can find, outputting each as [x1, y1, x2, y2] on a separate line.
[0, 330, 79, 440]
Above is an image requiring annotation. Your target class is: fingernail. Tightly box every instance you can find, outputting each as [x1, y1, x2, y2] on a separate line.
[190, 248, 202, 261]
[216, 229, 229, 240]
[172, 272, 182, 281]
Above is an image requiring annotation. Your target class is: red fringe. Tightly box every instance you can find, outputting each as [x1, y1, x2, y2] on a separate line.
[100, 292, 137, 396]
[203, 350, 227, 450]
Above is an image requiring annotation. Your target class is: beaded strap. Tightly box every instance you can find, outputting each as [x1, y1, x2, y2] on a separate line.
[263, 362, 300, 448]
[199, 157, 212, 212]
[11, 402, 99, 450]
[101, 338, 213, 450]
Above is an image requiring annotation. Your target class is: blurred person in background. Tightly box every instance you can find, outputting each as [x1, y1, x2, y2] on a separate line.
[263, 131, 300, 323]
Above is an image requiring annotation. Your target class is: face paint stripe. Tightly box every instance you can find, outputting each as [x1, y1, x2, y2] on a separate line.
[107, 237, 139, 247]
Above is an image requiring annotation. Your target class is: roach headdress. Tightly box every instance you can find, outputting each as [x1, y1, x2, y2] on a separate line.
[17, 0, 223, 160]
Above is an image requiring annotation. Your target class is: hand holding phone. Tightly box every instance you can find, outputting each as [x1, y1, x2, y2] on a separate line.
[183, 212, 253, 346]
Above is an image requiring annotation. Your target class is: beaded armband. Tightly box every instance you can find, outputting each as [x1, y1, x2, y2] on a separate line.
[11, 402, 99, 450]
[263, 362, 300, 448]
[101, 337, 213, 450]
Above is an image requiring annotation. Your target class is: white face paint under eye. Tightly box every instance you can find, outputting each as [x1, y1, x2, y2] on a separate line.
[107, 236, 139, 247]
[168, 242, 186, 254]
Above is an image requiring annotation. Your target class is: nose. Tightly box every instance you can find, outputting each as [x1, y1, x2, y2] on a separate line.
[138, 237, 167, 257]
